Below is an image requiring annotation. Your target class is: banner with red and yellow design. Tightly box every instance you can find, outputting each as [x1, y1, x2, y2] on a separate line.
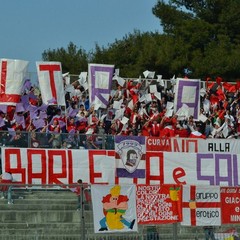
[136, 184, 182, 224]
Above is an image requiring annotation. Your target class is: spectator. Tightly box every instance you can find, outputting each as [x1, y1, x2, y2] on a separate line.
[48, 119, 62, 148]
[0, 172, 14, 204]
[70, 179, 91, 211]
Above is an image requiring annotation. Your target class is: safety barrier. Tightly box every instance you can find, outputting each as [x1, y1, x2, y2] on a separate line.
[0, 183, 239, 240]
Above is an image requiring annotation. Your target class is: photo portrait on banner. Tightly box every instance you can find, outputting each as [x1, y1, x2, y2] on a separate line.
[115, 136, 146, 178]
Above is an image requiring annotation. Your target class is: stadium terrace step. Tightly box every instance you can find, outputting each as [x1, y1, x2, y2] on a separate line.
[0, 188, 238, 240]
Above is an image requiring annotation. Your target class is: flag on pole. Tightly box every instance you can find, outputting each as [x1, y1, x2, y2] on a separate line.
[174, 78, 200, 120]
[36, 61, 65, 106]
[0, 59, 29, 105]
[88, 63, 114, 108]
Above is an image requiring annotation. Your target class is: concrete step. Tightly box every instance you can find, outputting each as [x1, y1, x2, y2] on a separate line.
[12, 189, 79, 199]
[0, 234, 84, 240]
[0, 210, 93, 223]
[1, 188, 236, 240]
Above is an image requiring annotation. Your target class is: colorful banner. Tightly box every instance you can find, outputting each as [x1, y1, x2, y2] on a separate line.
[36, 61, 65, 106]
[181, 185, 221, 226]
[91, 184, 137, 233]
[221, 187, 240, 224]
[174, 78, 200, 120]
[1, 148, 240, 187]
[115, 136, 146, 178]
[88, 63, 114, 108]
[0, 58, 29, 105]
[146, 137, 240, 154]
[136, 184, 182, 224]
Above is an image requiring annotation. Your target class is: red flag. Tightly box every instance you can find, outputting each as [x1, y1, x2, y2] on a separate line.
[207, 82, 215, 89]
[216, 76, 223, 85]
[218, 109, 225, 120]
[236, 81, 240, 90]
[209, 94, 219, 105]
[216, 88, 225, 101]
[223, 100, 229, 109]
[132, 94, 138, 105]
[222, 82, 236, 93]
[206, 77, 211, 88]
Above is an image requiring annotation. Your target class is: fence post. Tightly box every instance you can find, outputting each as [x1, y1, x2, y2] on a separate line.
[81, 185, 85, 240]
[173, 223, 178, 240]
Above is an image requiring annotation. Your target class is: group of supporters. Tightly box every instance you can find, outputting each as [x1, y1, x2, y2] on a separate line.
[0, 76, 239, 149]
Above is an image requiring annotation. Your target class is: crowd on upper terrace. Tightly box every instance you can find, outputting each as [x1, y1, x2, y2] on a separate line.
[0, 75, 239, 149]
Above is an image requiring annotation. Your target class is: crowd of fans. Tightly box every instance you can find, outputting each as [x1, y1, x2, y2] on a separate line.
[0, 75, 239, 149]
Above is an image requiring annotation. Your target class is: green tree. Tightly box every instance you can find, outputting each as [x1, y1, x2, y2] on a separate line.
[42, 42, 89, 74]
[152, 0, 240, 80]
[90, 30, 171, 78]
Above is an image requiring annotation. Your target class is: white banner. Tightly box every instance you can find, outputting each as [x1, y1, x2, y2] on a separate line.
[91, 184, 137, 233]
[88, 63, 114, 108]
[1, 148, 240, 186]
[36, 61, 65, 106]
[146, 137, 240, 154]
[0, 58, 29, 105]
[181, 185, 221, 226]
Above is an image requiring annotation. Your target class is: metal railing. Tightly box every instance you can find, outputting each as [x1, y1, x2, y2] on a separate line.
[1, 183, 239, 240]
[0, 131, 115, 150]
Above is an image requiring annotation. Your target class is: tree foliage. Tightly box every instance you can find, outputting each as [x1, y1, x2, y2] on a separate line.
[42, 42, 89, 74]
[152, 0, 240, 80]
[42, 1, 240, 80]
[91, 30, 170, 78]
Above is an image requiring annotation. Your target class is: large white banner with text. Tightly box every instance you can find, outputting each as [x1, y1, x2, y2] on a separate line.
[1, 148, 239, 187]
[146, 137, 240, 154]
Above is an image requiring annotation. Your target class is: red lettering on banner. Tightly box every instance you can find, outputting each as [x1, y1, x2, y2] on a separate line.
[221, 187, 240, 223]
[145, 152, 164, 184]
[27, 149, 46, 184]
[173, 167, 186, 184]
[67, 150, 73, 184]
[186, 139, 198, 152]
[0, 60, 21, 103]
[107, 150, 120, 185]
[48, 150, 67, 185]
[39, 64, 61, 100]
[89, 150, 107, 184]
[173, 139, 198, 152]
[4, 148, 26, 184]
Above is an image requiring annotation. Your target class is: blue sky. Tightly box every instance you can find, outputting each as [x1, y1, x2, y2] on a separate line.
[0, 0, 161, 73]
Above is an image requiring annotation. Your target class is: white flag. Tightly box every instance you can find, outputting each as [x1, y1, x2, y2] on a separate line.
[36, 61, 65, 106]
[0, 59, 29, 105]
[88, 63, 114, 108]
